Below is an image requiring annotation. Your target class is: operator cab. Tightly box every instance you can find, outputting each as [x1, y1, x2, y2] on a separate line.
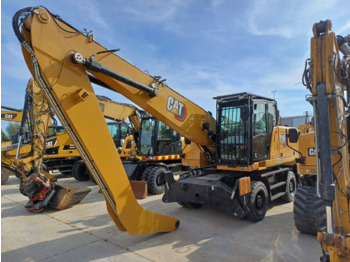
[215, 93, 278, 166]
[138, 117, 182, 157]
[107, 121, 132, 149]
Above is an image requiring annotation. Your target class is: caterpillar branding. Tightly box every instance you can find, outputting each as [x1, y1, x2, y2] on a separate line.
[167, 96, 187, 122]
[1, 113, 18, 120]
[308, 147, 316, 156]
[46, 138, 57, 147]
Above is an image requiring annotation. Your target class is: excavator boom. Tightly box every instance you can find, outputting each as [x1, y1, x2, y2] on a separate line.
[303, 20, 350, 261]
[14, 7, 179, 234]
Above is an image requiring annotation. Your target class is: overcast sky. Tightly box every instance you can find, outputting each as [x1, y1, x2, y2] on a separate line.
[2, 0, 350, 131]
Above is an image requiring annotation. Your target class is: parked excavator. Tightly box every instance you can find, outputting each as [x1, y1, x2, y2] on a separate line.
[296, 20, 350, 261]
[123, 115, 184, 195]
[13, 6, 299, 234]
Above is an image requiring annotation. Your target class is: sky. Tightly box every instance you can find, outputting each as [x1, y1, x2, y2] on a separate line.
[2, 0, 350, 132]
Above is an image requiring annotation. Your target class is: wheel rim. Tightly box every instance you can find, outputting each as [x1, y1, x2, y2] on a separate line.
[289, 180, 295, 193]
[156, 174, 162, 186]
[289, 177, 296, 195]
[255, 191, 265, 210]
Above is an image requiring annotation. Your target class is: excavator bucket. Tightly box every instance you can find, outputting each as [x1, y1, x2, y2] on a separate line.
[48, 184, 91, 210]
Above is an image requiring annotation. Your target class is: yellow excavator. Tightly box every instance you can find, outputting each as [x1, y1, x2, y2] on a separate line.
[297, 20, 350, 261]
[12, 6, 299, 234]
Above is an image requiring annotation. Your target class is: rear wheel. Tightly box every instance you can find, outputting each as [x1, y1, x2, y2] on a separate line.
[72, 160, 90, 181]
[142, 166, 166, 195]
[247, 181, 268, 222]
[283, 171, 297, 202]
[293, 186, 326, 235]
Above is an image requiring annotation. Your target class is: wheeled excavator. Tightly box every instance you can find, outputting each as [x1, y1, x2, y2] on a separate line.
[295, 20, 350, 261]
[13, 6, 299, 234]
[83, 94, 185, 194]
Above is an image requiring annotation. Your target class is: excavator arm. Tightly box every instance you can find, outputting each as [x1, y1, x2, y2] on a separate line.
[14, 7, 180, 234]
[1, 106, 25, 122]
[304, 20, 350, 261]
[97, 95, 142, 132]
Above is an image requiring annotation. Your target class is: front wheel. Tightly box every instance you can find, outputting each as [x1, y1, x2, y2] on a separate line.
[72, 160, 90, 181]
[293, 186, 326, 235]
[142, 166, 166, 195]
[247, 181, 268, 222]
[283, 171, 297, 202]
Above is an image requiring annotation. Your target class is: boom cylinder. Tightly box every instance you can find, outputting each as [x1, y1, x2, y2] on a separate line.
[16, 93, 30, 160]
[315, 83, 335, 206]
[72, 53, 159, 97]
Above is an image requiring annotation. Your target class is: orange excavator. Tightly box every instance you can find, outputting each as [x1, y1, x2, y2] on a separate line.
[12, 6, 299, 234]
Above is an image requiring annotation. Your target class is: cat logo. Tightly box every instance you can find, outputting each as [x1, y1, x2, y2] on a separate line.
[167, 96, 187, 122]
[308, 147, 316, 156]
[1, 113, 17, 120]
[46, 138, 57, 147]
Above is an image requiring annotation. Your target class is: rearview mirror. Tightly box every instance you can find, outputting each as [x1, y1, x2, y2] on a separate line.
[288, 128, 299, 143]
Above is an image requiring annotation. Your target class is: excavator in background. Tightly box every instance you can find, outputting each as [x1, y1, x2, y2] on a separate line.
[13, 6, 299, 235]
[2, 106, 25, 123]
[296, 20, 350, 261]
[2, 89, 140, 183]
[2, 105, 28, 148]
[70, 94, 185, 195]
[123, 115, 183, 194]
[72, 94, 185, 195]
[2, 77, 91, 212]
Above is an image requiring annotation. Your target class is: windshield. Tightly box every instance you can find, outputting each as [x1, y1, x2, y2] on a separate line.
[139, 118, 156, 155]
[218, 104, 249, 165]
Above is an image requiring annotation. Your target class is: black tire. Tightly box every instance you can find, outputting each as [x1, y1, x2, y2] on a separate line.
[142, 166, 166, 195]
[247, 181, 268, 222]
[293, 186, 326, 235]
[72, 160, 90, 181]
[283, 171, 297, 202]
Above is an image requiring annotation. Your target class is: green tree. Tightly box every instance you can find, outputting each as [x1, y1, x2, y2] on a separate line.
[1, 129, 9, 142]
[5, 122, 21, 142]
